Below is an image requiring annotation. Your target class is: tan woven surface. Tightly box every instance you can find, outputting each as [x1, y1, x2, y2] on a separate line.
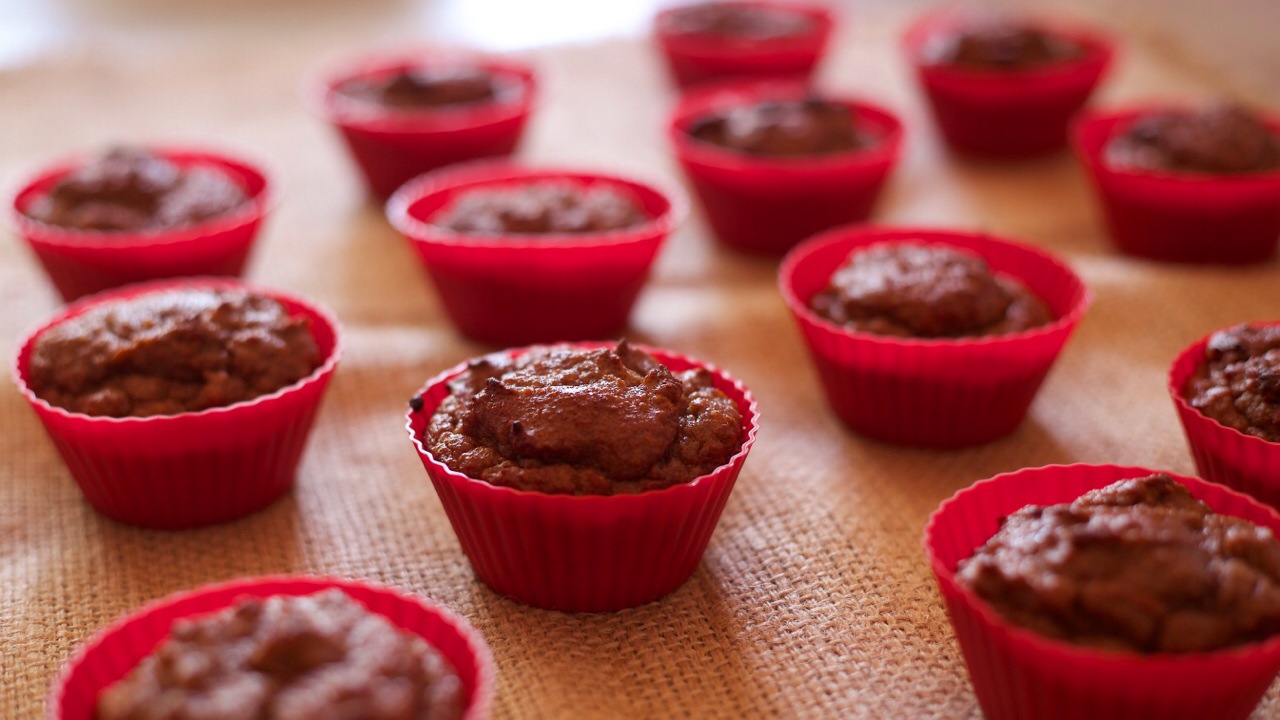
[3, 3, 1280, 718]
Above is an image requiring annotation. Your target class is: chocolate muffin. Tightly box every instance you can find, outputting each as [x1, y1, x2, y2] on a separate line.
[24, 148, 250, 232]
[335, 66, 504, 110]
[808, 243, 1052, 338]
[925, 19, 1083, 69]
[423, 342, 742, 495]
[661, 2, 814, 39]
[96, 590, 465, 720]
[28, 287, 321, 418]
[430, 181, 648, 235]
[957, 474, 1280, 653]
[1105, 103, 1280, 174]
[687, 98, 870, 157]
[1183, 324, 1280, 441]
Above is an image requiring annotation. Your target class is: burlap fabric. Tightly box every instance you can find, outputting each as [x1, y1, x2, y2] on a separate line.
[3, 3, 1279, 718]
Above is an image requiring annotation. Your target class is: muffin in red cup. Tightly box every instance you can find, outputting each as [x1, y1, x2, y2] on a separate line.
[903, 7, 1114, 158]
[386, 162, 685, 346]
[49, 575, 495, 720]
[305, 49, 536, 199]
[779, 226, 1088, 448]
[405, 341, 759, 612]
[7, 146, 272, 302]
[653, 1, 833, 89]
[668, 79, 903, 255]
[11, 277, 342, 530]
[924, 463, 1280, 720]
[1072, 103, 1280, 264]
[1169, 321, 1280, 510]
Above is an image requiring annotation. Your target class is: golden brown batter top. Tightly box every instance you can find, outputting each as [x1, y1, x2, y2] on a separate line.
[96, 590, 465, 720]
[1105, 103, 1280, 174]
[958, 474, 1280, 653]
[687, 98, 870, 157]
[424, 342, 742, 495]
[28, 288, 321, 418]
[1184, 323, 1280, 442]
[430, 181, 647, 235]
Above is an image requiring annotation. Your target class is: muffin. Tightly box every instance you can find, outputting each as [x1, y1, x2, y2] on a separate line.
[925, 464, 1280, 720]
[49, 577, 494, 720]
[653, 1, 833, 88]
[903, 8, 1113, 157]
[307, 51, 536, 198]
[12, 279, 342, 529]
[779, 226, 1087, 448]
[1072, 104, 1280, 264]
[8, 146, 272, 301]
[668, 81, 903, 255]
[386, 163, 685, 345]
[406, 341, 758, 611]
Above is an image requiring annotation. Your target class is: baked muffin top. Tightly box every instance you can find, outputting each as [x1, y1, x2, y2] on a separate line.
[1183, 323, 1280, 441]
[430, 181, 647, 235]
[661, 2, 815, 40]
[924, 18, 1083, 69]
[687, 98, 870, 157]
[1105, 103, 1280, 174]
[336, 66, 505, 110]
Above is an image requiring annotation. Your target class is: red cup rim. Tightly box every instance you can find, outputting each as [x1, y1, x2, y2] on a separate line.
[11, 276, 344, 426]
[922, 463, 1280, 665]
[6, 145, 277, 250]
[405, 341, 761, 505]
[302, 47, 536, 134]
[777, 224, 1091, 349]
[46, 574, 496, 720]
[385, 160, 689, 250]
[666, 79, 906, 174]
[654, 1, 834, 55]
[1070, 105, 1280, 185]
[1167, 320, 1280, 449]
[901, 5, 1115, 80]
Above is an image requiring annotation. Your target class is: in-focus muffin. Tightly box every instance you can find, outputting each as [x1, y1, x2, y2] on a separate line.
[96, 589, 465, 720]
[422, 341, 742, 495]
[1182, 324, 1280, 441]
[808, 243, 1052, 338]
[1104, 103, 1280, 174]
[23, 147, 249, 232]
[957, 473, 1280, 653]
[922, 16, 1083, 69]
[27, 287, 320, 418]
[659, 2, 815, 40]
[430, 181, 647, 235]
[335, 66, 513, 110]
[686, 97, 872, 157]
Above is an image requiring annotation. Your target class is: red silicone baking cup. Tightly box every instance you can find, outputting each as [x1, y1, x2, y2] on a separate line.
[7, 147, 273, 302]
[1168, 322, 1280, 509]
[387, 162, 686, 346]
[305, 49, 536, 199]
[653, 1, 833, 89]
[12, 277, 342, 530]
[1071, 107, 1280, 264]
[902, 8, 1114, 158]
[48, 575, 495, 720]
[406, 342, 759, 612]
[779, 226, 1089, 448]
[668, 80, 904, 255]
[924, 463, 1280, 720]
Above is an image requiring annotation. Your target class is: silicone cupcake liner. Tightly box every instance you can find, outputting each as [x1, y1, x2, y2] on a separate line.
[778, 226, 1089, 448]
[7, 147, 273, 302]
[902, 8, 1114, 158]
[305, 50, 536, 199]
[1071, 108, 1280, 264]
[406, 342, 759, 612]
[653, 1, 833, 88]
[1168, 323, 1280, 509]
[924, 463, 1280, 720]
[386, 162, 686, 346]
[48, 575, 495, 720]
[668, 80, 904, 255]
[12, 278, 342, 530]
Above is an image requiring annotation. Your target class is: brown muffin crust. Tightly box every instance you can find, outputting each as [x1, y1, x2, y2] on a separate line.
[808, 243, 1052, 338]
[336, 67, 501, 110]
[1105, 103, 1280, 174]
[96, 589, 465, 720]
[24, 148, 249, 232]
[1183, 324, 1280, 441]
[430, 181, 648, 235]
[957, 474, 1280, 653]
[662, 3, 814, 39]
[926, 19, 1083, 69]
[423, 342, 742, 495]
[28, 288, 321, 418]
[688, 98, 870, 157]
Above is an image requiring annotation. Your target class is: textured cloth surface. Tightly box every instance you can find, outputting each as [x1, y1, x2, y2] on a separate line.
[3, 3, 1280, 718]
